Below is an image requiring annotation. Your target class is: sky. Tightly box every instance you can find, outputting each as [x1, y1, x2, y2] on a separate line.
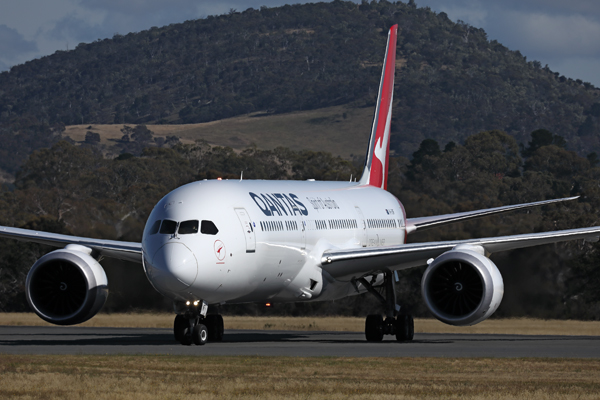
[1, 0, 599, 87]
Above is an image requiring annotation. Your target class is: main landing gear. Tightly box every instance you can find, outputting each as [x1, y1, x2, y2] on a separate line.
[356, 271, 414, 342]
[173, 300, 224, 346]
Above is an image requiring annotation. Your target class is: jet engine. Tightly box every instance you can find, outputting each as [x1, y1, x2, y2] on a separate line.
[421, 245, 504, 326]
[26, 245, 108, 325]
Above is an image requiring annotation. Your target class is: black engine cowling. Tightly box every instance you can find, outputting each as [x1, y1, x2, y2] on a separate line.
[26, 245, 108, 325]
[421, 246, 504, 326]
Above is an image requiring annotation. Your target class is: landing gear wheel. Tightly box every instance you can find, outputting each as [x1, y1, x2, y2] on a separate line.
[395, 314, 414, 342]
[365, 314, 384, 342]
[174, 315, 187, 343]
[192, 324, 208, 346]
[206, 315, 224, 342]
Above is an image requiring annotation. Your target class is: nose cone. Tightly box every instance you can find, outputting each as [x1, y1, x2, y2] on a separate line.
[145, 243, 198, 294]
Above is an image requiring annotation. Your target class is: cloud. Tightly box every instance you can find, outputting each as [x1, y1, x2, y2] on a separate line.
[547, 56, 600, 85]
[41, 0, 328, 49]
[492, 0, 600, 18]
[80, 0, 291, 15]
[421, 0, 488, 27]
[193, 0, 294, 16]
[0, 24, 38, 61]
[47, 13, 108, 44]
[488, 11, 600, 58]
[43, 0, 242, 44]
[416, 0, 600, 86]
[0, 59, 10, 72]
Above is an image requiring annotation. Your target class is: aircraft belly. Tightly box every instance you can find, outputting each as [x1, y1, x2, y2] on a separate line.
[223, 240, 305, 303]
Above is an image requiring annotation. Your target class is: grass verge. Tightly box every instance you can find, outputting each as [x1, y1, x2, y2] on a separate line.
[1, 313, 600, 336]
[0, 355, 599, 399]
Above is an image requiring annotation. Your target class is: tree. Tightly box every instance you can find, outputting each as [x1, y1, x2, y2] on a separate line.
[85, 131, 101, 144]
[0, 217, 69, 312]
[411, 139, 441, 165]
[566, 242, 600, 318]
[578, 116, 595, 137]
[131, 125, 153, 144]
[522, 129, 566, 157]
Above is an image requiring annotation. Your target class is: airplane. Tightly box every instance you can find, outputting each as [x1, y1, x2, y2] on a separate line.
[2, 24, 600, 345]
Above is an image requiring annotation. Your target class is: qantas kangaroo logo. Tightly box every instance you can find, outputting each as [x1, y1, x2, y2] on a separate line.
[372, 103, 392, 189]
[214, 240, 226, 262]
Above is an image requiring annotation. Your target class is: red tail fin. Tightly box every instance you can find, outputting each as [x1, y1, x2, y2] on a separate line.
[358, 25, 398, 190]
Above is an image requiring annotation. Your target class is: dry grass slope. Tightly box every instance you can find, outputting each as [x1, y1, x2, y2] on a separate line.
[2, 313, 600, 336]
[65, 105, 373, 159]
[0, 355, 599, 399]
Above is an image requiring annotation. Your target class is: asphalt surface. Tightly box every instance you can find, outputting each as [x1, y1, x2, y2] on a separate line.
[1, 326, 600, 357]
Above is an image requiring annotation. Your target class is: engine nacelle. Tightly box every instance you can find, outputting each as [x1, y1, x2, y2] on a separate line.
[26, 245, 108, 325]
[421, 246, 504, 326]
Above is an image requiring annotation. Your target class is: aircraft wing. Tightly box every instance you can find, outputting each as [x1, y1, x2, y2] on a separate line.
[320, 226, 600, 280]
[0, 225, 142, 263]
[405, 196, 579, 233]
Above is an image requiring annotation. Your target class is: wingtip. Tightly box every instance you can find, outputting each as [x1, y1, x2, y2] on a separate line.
[561, 196, 580, 201]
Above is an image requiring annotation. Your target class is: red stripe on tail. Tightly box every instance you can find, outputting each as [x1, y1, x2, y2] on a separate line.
[358, 25, 398, 190]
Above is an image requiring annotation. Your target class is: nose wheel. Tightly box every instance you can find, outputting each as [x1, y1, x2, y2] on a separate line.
[192, 323, 208, 345]
[173, 300, 224, 345]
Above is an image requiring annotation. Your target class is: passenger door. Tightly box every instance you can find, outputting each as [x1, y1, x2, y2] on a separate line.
[355, 206, 368, 247]
[234, 208, 256, 253]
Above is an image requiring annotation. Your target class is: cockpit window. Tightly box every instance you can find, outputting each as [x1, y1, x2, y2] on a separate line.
[159, 219, 178, 234]
[148, 220, 161, 235]
[200, 220, 219, 235]
[179, 220, 199, 235]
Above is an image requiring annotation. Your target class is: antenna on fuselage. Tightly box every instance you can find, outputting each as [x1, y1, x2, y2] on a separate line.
[349, 174, 353, 182]
[240, 171, 243, 181]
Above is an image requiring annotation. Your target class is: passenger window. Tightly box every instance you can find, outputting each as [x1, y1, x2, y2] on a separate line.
[179, 220, 199, 235]
[201, 220, 219, 235]
[148, 220, 161, 235]
[160, 220, 178, 234]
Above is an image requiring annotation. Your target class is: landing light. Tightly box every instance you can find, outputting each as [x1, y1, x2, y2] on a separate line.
[186, 301, 191, 306]
[265, 303, 271, 307]
[193, 300, 200, 306]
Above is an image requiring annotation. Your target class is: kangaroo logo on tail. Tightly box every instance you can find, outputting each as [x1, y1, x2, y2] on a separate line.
[358, 25, 398, 191]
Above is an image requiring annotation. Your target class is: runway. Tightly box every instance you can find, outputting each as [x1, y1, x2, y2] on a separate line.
[1, 326, 599, 357]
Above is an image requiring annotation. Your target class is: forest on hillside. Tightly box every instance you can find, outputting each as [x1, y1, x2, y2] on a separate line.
[1, 1, 600, 176]
[1, 129, 600, 319]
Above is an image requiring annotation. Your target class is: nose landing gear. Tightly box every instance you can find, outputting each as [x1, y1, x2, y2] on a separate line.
[357, 271, 414, 342]
[173, 300, 224, 345]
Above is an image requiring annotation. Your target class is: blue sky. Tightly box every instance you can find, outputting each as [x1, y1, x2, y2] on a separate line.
[1, 0, 599, 86]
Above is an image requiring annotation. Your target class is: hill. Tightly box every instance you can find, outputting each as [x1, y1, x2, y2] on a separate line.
[0, 1, 599, 175]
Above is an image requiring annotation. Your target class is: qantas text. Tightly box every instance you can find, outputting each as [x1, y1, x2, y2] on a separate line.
[249, 192, 309, 216]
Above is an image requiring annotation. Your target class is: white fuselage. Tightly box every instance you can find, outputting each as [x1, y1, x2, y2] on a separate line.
[141, 179, 407, 305]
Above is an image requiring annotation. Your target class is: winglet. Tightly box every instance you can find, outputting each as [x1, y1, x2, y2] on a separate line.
[358, 25, 398, 190]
